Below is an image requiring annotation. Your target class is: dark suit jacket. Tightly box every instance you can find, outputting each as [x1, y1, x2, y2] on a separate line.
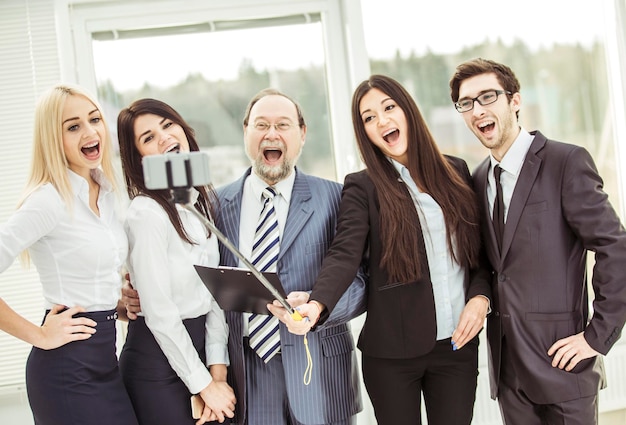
[311, 156, 491, 359]
[473, 130, 626, 403]
[215, 168, 366, 424]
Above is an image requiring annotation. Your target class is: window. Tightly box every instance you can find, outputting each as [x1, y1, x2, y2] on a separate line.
[92, 17, 334, 186]
[358, 0, 626, 421]
[68, 0, 367, 182]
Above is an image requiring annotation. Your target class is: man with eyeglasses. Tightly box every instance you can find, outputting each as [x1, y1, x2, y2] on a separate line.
[449, 58, 626, 425]
[216, 88, 366, 425]
[123, 88, 366, 425]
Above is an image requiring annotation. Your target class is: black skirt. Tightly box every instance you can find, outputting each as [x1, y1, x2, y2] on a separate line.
[119, 314, 209, 425]
[26, 309, 138, 425]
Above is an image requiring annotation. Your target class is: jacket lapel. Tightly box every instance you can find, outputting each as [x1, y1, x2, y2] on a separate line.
[218, 171, 248, 267]
[500, 132, 546, 260]
[279, 169, 313, 258]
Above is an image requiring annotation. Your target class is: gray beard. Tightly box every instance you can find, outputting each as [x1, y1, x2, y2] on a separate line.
[253, 157, 294, 185]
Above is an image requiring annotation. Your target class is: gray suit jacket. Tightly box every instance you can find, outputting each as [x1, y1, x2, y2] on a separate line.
[473, 130, 626, 403]
[215, 167, 366, 424]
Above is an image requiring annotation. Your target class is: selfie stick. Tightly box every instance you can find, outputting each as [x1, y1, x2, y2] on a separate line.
[164, 158, 303, 322]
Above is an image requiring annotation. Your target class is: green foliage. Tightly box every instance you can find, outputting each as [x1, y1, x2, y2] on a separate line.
[98, 39, 609, 177]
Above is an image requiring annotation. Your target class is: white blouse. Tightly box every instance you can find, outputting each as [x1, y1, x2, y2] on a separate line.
[124, 192, 228, 394]
[0, 169, 127, 311]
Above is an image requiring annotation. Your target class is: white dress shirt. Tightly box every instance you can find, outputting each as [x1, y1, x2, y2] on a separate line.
[239, 170, 295, 335]
[0, 169, 127, 311]
[488, 128, 534, 220]
[392, 160, 465, 340]
[125, 190, 229, 394]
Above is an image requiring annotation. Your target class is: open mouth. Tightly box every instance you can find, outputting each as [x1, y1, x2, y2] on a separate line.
[81, 141, 100, 159]
[164, 143, 181, 154]
[383, 129, 399, 144]
[263, 148, 283, 162]
[478, 121, 495, 134]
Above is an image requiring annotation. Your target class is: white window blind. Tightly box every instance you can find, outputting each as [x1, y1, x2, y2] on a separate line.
[0, 0, 62, 394]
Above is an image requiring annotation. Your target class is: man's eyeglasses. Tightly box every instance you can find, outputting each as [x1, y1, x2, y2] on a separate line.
[454, 90, 512, 113]
[252, 121, 298, 132]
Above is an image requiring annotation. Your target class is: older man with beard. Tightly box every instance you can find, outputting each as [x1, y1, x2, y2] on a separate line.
[214, 88, 367, 425]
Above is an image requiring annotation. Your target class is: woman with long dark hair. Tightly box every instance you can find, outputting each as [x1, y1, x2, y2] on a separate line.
[117, 98, 235, 425]
[277, 75, 491, 425]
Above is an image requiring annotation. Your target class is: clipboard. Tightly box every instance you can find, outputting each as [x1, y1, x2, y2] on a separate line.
[194, 265, 288, 314]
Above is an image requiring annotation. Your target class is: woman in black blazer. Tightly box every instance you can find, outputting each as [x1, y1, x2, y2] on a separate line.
[278, 75, 491, 425]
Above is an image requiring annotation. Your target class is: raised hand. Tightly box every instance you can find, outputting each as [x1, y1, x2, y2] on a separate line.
[268, 299, 322, 335]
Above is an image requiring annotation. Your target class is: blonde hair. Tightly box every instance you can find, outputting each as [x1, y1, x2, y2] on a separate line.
[18, 84, 117, 208]
[17, 84, 117, 266]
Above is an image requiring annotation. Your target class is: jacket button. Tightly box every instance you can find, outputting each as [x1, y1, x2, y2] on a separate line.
[498, 274, 506, 282]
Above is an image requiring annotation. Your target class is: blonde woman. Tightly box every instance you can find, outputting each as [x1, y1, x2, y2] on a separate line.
[0, 84, 138, 425]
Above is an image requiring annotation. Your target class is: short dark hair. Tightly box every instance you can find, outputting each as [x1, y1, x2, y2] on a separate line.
[449, 58, 520, 118]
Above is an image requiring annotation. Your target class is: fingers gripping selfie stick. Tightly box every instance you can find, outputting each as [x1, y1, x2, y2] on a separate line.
[142, 152, 303, 321]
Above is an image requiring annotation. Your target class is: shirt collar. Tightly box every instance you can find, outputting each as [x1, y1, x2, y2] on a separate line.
[389, 157, 419, 188]
[490, 127, 533, 176]
[67, 168, 112, 196]
[249, 168, 295, 204]
[390, 157, 406, 177]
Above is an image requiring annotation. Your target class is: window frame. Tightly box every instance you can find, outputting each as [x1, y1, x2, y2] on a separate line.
[60, 0, 371, 180]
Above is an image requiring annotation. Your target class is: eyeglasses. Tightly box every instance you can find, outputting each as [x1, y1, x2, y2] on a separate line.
[454, 90, 512, 113]
[251, 121, 298, 132]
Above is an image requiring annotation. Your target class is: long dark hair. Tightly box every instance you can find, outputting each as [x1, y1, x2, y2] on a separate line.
[117, 98, 218, 244]
[352, 75, 481, 283]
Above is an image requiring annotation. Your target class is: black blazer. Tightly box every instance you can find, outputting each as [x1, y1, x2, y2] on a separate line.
[473, 131, 626, 403]
[311, 156, 491, 359]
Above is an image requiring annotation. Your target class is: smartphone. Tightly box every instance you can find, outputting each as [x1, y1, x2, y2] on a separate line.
[191, 394, 205, 419]
[142, 151, 211, 190]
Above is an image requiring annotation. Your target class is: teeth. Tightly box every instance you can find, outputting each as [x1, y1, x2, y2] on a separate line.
[83, 141, 99, 148]
[382, 129, 396, 137]
[478, 121, 494, 128]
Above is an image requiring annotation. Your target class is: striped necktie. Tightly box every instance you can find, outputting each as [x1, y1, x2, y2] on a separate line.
[248, 186, 281, 362]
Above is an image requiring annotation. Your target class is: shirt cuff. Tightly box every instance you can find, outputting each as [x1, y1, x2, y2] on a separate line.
[206, 343, 230, 367]
[184, 364, 213, 395]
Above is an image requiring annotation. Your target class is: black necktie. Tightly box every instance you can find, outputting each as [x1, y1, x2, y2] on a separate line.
[493, 165, 505, 251]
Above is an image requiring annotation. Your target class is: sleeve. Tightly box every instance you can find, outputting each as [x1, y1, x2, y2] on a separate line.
[0, 187, 63, 272]
[310, 174, 371, 318]
[126, 201, 213, 394]
[561, 146, 626, 354]
[315, 265, 367, 329]
[204, 300, 229, 367]
[466, 249, 493, 311]
[452, 157, 492, 304]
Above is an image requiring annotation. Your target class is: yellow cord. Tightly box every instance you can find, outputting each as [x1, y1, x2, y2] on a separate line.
[290, 309, 312, 385]
[303, 334, 313, 385]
